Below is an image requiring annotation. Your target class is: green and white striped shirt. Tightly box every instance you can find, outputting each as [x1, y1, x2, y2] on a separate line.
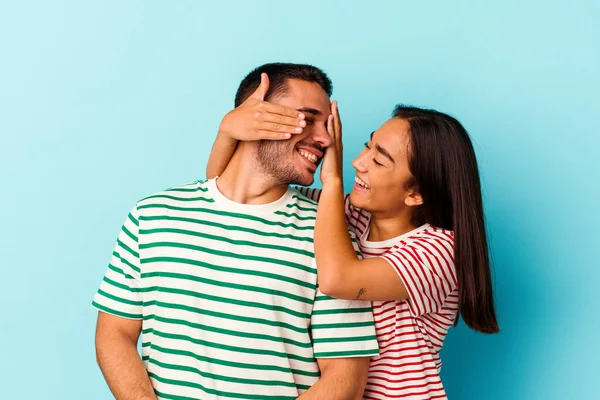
[92, 178, 379, 399]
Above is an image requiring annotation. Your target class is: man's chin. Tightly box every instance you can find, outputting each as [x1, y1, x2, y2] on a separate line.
[294, 175, 315, 187]
[289, 168, 315, 186]
[273, 162, 316, 187]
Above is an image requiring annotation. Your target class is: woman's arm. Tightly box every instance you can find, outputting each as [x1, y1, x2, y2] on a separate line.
[207, 131, 239, 180]
[315, 179, 409, 301]
[315, 102, 410, 301]
[206, 73, 306, 179]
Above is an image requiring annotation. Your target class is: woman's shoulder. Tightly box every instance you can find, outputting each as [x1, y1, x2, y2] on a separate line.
[415, 225, 454, 244]
[392, 224, 455, 258]
[386, 225, 457, 290]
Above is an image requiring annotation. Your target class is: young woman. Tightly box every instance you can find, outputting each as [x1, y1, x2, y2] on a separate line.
[207, 75, 499, 399]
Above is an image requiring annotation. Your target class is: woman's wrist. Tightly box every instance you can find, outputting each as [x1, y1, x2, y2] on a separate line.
[216, 125, 238, 144]
[321, 177, 344, 191]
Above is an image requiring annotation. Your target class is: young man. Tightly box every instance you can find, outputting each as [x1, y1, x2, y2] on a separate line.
[93, 63, 379, 400]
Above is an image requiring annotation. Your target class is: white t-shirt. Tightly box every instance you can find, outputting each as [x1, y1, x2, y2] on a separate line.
[93, 179, 379, 399]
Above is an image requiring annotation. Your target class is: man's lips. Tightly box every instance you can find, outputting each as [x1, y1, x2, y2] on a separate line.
[298, 149, 318, 164]
[296, 146, 323, 159]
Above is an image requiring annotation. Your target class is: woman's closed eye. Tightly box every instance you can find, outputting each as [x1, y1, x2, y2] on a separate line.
[364, 142, 384, 166]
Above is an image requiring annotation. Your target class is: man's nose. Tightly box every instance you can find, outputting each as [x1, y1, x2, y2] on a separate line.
[312, 125, 333, 148]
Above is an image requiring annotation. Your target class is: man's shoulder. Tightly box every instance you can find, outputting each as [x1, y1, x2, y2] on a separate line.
[291, 188, 319, 208]
[262, 188, 319, 230]
[135, 179, 213, 209]
[286, 188, 319, 217]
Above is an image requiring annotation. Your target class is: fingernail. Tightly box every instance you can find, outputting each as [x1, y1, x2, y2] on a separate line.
[298, 113, 305, 119]
[299, 120, 306, 127]
[284, 133, 292, 139]
[295, 127, 303, 133]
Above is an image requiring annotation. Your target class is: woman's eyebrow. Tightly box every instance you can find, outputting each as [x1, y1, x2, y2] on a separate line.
[375, 144, 395, 163]
[369, 131, 395, 163]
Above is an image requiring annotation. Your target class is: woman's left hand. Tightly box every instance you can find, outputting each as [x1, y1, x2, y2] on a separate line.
[320, 101, 344, 185]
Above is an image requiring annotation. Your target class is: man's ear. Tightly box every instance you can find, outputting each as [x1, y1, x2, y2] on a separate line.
[404, 189, 423, 207]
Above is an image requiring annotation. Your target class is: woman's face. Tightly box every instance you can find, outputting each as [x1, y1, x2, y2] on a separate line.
[349, 118, 421, 216]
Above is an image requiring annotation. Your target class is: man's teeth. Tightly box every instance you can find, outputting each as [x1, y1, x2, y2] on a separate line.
[298, 150, 317, 163]
[355, 176, 370, 189]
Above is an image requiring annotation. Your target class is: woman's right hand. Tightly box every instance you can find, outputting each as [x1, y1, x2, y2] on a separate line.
[218, 73, 306, 141]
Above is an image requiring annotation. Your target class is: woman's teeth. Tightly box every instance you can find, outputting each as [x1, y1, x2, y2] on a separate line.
[355, 176, 370, 189]
[298, 150, 317, 163]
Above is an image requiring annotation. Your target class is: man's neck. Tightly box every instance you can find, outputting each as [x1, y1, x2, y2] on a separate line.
[216, 142, 288, 204]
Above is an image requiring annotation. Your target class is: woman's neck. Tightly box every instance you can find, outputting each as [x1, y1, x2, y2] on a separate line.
[368, 210, 418, 242]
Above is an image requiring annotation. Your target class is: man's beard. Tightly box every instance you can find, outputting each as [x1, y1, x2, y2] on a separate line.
[256, 140, 311, 186]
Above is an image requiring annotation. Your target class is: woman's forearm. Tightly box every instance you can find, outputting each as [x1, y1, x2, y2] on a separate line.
[314, 179, 359, 294]
[206, 130, 238, 179]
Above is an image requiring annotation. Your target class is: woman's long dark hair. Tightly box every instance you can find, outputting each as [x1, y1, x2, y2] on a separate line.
[394, 105, 499, 334]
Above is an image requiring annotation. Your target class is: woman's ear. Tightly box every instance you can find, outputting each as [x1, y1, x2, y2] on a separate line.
[404, 189, 423, 207]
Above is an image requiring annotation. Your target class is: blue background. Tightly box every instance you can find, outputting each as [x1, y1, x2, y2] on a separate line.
[1, 1, 598, 399]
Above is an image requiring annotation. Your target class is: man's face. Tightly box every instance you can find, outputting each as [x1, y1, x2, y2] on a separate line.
[256, 79, 332, 186]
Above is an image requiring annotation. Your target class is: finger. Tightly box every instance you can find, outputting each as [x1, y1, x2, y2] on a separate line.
[256, 130, 292, 140]
[326, 114, 335, 139]
[259, 121, 304, 134]
[250, 73, 270, 101]
[264, 101, 305, 120]
[332, 100, 342, 137]
[260, 113, 306, 129]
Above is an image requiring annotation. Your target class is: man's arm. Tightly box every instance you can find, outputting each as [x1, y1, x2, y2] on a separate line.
[298, 357, 370, 400]
[95, 312, 157, 400]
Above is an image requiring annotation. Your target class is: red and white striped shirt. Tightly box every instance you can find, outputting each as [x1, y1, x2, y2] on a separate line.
[301, 188, 458, 399]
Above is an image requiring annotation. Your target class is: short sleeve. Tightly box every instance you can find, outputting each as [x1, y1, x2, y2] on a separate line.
[309, 240, 379, 359]
[382, 236, 457, 317]
[92, 206, 143, 319]
[310, 288, 379, 358]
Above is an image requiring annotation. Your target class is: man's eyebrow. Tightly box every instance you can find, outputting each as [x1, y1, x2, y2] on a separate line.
[375, 144, 395, 163]
[297, 107, 322, 116]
